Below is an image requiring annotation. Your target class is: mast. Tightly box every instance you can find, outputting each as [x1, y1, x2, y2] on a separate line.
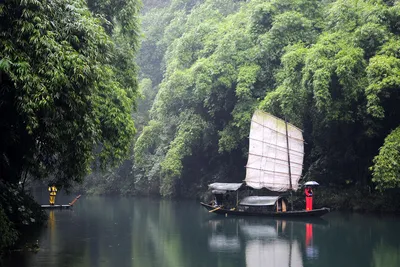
[285, 117, 293, 211]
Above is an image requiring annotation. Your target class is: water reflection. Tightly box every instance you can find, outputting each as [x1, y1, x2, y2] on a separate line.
[207, 218, 328, 267]
[244, 221, 303, 267]
[208, 219, 241, 252]
[4, 198, 400, 267]
[372, 242, 400, 267]
[245, 239, 303, 267]
[305, 223, 318, 259]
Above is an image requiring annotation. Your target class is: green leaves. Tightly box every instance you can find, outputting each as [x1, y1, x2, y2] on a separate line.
[366, 39, 400, 119]
[264, 0, 400, 187]
[160, 112, 207, 196]
[0, 0, 139, 188]
[371, 126, 400, 190]
[134, 120, 163, 168]
[0, 206, 18, 250]
[0, 58, 11, 71]
[236, 64, 260, 100]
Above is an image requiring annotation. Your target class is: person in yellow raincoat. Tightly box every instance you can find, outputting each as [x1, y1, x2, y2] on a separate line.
[48, 185, 57, 205]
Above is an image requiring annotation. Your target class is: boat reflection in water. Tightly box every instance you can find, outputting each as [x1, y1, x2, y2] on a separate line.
[243, 221, 303, 267]
[207, 218, 327, 267]
[305, 223, 319, 259]
[208, 219, 241, 252]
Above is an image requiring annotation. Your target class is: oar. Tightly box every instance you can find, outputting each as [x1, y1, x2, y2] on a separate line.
[69, 195, 81, 206]
[209, 206, 222, 213]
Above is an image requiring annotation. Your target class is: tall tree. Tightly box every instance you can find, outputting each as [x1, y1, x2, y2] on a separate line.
[0, 0, 140, 249]
[0, 0, 140, 188]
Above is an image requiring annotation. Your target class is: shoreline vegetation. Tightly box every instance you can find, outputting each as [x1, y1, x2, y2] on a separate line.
[0, 182, 46, 254]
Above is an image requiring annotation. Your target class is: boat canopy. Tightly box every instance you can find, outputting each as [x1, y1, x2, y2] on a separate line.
[208, 183, 243, 191]
[211, 190, 227, 194]
[239, 196, 280, 206]
[245, 110, 304, 192]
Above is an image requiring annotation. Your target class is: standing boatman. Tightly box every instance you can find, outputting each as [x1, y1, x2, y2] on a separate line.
[48, 185, 57, 205]
[305, 186, 313, 211]
[303, 181, 319, 211]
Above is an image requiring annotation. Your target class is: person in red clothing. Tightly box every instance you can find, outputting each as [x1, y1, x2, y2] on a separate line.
[305, 186, 313, 211]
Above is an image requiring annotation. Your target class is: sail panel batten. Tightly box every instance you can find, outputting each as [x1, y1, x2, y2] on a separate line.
[248, 138, 304, 155]
[245, 167, 303, 175]
[245, 110, 304, 192]
[250, 119, 304, 140]
[247, 153, 304, 166]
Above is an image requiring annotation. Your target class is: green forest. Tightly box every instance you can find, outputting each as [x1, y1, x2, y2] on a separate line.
[1, 0, 400, 252]
[131, 0, 400, 198]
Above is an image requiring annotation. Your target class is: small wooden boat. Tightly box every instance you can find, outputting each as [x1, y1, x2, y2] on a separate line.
[201, 110, 330, 218]
[201, 202, 330, 218]
[40, 195, 81, 209]
[40, 204, 71, 209]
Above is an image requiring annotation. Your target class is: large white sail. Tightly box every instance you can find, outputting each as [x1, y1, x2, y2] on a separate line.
[244, 110, 304, 192]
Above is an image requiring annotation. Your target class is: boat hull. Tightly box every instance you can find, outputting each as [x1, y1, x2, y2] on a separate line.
[200, 202, 330, 218]
[41, 204, 71, 209]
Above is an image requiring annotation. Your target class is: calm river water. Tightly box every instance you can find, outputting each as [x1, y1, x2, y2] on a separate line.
[4, 196, 400, 267]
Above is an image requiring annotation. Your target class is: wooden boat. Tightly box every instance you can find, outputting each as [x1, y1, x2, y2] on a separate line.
[201, 110, 330, 218]
[40, 195, 81, 209]
[40, 204, 71, 209]
[201, 202, 330, 218]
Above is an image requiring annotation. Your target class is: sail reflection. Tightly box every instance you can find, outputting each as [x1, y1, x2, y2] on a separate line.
[241, 223, 277, 239]
[207, 218, 325, 267]
[242, 220, 302, 267]
[245, 239, 303, 267]
[208, 235, 241, 252]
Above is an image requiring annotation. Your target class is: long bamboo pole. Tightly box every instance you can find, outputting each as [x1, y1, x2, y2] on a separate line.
[209, 206, 222, 213]
[69, 195, 81, 206]
[285, 118, 293, 211]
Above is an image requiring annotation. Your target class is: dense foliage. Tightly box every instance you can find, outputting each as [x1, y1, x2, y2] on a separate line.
[133, 0, 400, 197]
[0, 0, 140, 250]
[371, 127, 400, 190]
[0, 181, 46, 251]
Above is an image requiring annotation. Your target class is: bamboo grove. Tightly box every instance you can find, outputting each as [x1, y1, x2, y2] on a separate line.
[133, 0, 400, 197]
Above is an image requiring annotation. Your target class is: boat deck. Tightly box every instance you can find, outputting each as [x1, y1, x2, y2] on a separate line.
[201, 202, 330, 218]
[41, 204, 71, 209]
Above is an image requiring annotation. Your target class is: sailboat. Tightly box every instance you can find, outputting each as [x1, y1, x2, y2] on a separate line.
[200, 110, 330, 218]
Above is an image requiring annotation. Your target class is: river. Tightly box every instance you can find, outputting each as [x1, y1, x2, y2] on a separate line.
[4, 196, 400, 267]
